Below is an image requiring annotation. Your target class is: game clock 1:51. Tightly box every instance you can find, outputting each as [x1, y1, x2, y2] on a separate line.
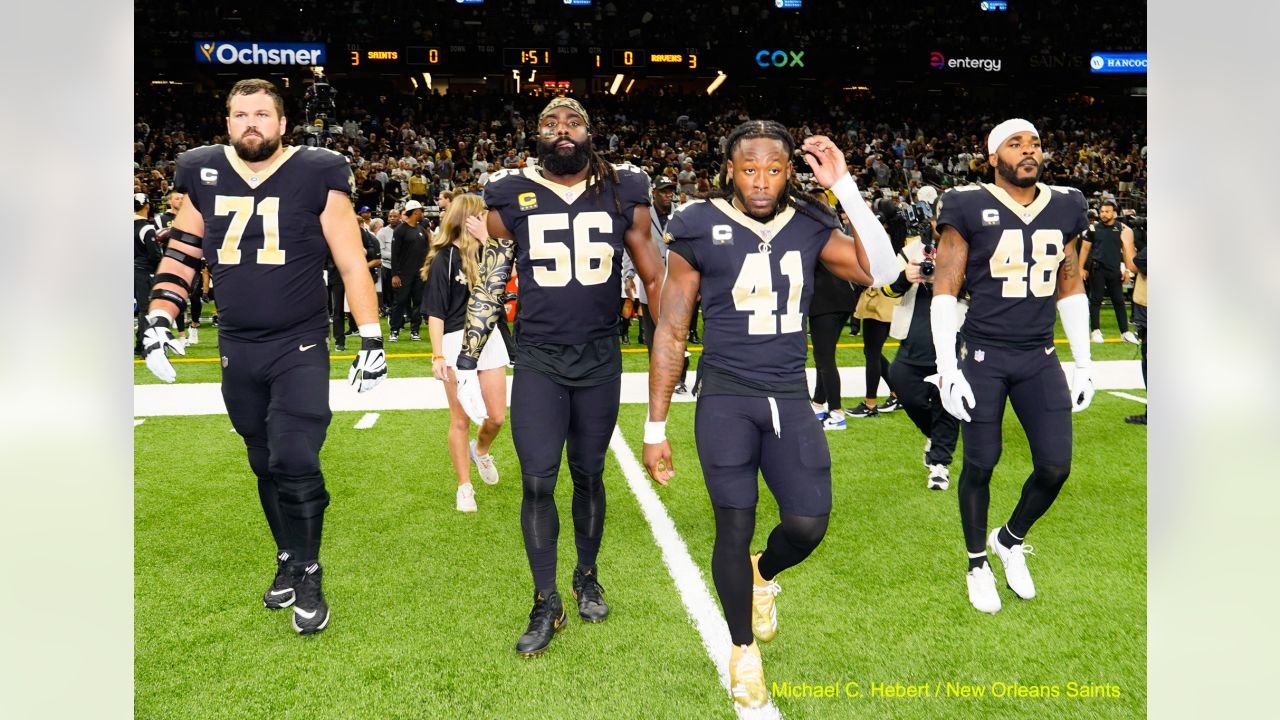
[503, 48, 552, 67]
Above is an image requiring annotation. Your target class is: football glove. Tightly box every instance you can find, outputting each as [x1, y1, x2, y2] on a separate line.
[926, 368, 975, 423]
[142, 312, 185, 383]
[454, 368, 488, 424]
[348, 335, 388, 393]
[1069, 365, 1095, 413]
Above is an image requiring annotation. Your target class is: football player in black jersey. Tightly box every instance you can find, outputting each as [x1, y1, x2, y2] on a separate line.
[929, 119, 1093, 614]
[141, 79, 388, 636]
[454, 97, 665, 657]
[642, 121, 901, 709]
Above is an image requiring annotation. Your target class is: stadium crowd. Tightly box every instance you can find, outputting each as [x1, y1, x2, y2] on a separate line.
[134, 83, 1146, 221]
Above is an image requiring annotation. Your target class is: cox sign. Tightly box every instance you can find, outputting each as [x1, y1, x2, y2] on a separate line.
[755, 50, 805, 68]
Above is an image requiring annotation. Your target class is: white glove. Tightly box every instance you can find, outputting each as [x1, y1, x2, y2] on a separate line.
[1069, 365, 1095, 413]
[926, 368, 976, 422]
[142, 312, 185, 383]
[348, 336, 388, 393]
[454, 368, 488, 424]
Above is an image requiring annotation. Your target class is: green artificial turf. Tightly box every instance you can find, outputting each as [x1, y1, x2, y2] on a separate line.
[136, 390, 1145, 718]
[133, 305, 1145, 386]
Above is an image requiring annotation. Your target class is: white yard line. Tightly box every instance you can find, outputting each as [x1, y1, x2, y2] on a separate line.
[353, 412, 380, 429]
[1109, 391, 1148, 405]
[609, 427, 782, 720]
[133, 418, 145, 427]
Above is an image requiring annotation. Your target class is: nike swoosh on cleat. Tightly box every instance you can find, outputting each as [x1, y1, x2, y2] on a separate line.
[268, 589, 293, 597]
[299, 344, 317, 352]
[1044, 346, 1054, 355]
[294, 607, 318, 619]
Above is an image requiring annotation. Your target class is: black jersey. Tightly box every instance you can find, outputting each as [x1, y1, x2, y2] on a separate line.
[483, 164, 651, 344]
[174, 144, 355, 342]
[936, 182, 1088, 349]
[422, 245, 471, 333]
[667, 198, 837, 398]
[134, 217, 161, 272]
[1084, 221, 1126, 272]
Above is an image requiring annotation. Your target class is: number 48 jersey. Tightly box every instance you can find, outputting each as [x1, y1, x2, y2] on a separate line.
[483, 164, 651, 344]
[666, 198, 837, 397]
[174, 144, 355, 342]
[937, 182, 1088, 348]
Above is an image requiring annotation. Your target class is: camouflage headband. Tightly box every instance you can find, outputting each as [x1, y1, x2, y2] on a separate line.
[539, 97, 590, 127]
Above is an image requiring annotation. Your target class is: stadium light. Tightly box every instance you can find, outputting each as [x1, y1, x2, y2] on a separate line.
[410, 77, 418, 89]
[625, 78, 635, 94]
[423, 73, 433, 90]
[529, 69, 537, 82]
[706, 71, 727, 95]
[512, 69, 521, 93]
[609, 73, 624, 95]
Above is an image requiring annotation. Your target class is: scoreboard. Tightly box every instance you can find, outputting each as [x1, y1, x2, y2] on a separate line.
[334, 45, 707, 75]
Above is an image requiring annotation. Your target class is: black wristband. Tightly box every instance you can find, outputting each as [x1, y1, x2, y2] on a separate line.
[455, 355, 479, 371]
[149, 287, 188, 314]
[360, 335, 384, 351]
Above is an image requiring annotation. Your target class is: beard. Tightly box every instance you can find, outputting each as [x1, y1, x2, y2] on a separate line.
[233, 132, 281, 163]
[997, 158, 1040, 188]
[537, 136, 591, 176]
[732, 184, 780, 221]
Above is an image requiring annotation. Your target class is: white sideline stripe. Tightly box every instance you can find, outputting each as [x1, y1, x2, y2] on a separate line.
[353, 412, 380, 429]
[133, 360, 1144, 418]
[1109, 391, 1148, 405]
[609, 427, 783, 720]
[133, 418, 145, 427]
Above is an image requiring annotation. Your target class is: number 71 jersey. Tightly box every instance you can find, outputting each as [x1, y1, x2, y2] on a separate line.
[483, 165, 651, 344]
[936, 182, 1088, 348]
[174, 144, 355, 342]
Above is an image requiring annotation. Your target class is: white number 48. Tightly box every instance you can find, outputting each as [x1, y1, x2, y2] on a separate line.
[989, 229, 1064, 298]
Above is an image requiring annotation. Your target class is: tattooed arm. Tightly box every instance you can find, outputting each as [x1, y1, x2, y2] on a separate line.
[642, 250, 699, 485]
[456, 210, 515, 370]
[931, 225, 968, 298]
[1055, 234, 1086, 300]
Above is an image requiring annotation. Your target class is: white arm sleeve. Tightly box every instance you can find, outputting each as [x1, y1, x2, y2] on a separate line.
[930, 294, 960, 374]
[1057, 293, 1092, 368]
[830, 173, 900, 286]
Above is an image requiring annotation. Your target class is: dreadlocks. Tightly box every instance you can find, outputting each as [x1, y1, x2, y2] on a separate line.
[586, 147, 624, 217]
[703, 120, 838, 228]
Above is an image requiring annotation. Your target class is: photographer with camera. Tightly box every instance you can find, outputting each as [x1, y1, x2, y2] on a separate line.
[1080, 200, 1139, 344]
[886, 185, 963, 490]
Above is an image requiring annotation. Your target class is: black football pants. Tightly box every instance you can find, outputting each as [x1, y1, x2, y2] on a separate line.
[220, 333, 333, 565]
[1087, 267, 1129, 333]
[888, 358, 959, 466]
[809, 312, 849, 411]
[510, 368, 620, 593]
[390, 274, 423, 334]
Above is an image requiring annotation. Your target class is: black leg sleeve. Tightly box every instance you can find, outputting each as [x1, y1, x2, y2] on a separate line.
[711, 505, 757, 647]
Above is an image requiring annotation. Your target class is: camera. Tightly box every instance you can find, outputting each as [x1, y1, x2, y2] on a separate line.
[919, 240, 937, 278]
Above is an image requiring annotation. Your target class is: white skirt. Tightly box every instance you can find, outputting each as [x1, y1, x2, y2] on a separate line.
[441, 328, 510, 371]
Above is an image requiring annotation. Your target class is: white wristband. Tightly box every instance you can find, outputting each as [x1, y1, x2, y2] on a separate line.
[358, 323, 382, 339]
[644, 420, 667, 444]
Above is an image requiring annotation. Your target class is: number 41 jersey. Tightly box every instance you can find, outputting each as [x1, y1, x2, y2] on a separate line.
[666, 198, 837, 398]
[936, 182, 1088, 348]
[174, 144, 355, 342]
[483, 164, 651, 344]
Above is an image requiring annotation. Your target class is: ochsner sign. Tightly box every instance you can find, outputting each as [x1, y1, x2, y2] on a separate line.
[929, 51, 1001, 72]
[195, 42, 326, 65]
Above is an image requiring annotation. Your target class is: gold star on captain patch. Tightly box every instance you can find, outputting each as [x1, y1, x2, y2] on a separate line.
[663, 232, 674, 244]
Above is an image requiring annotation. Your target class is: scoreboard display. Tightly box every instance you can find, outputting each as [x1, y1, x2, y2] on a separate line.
[332, 45, 708, 75]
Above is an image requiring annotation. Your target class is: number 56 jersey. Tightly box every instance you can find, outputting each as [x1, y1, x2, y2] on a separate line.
[936, 183, 1088, 348]
[483, 165, 651, 344]
[666, 198, 837, 398]
[174, 144, 355, 342]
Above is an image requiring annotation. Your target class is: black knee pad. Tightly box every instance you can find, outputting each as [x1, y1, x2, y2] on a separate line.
[268, 431, 322, 478]
[276, 473, 329, 518]
[522, 474, 558, 502]
[1032, 464, 1070, 490]
[960, 461, 995, 488]
[780, 513, 829, 553]
[570, 471, 604, 495]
